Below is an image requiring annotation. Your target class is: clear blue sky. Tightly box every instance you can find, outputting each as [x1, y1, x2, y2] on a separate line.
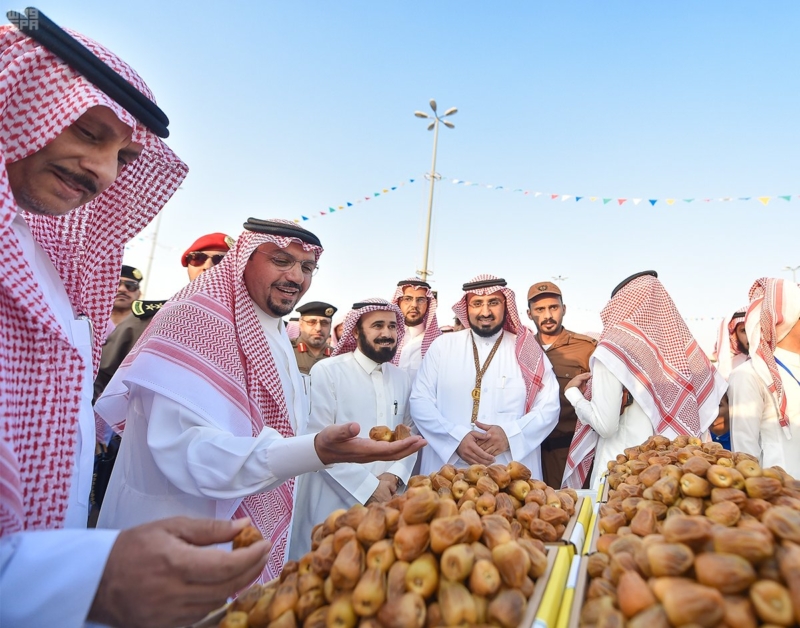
[30, 1, 799, 350]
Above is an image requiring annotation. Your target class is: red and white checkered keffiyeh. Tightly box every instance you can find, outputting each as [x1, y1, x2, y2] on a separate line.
[452, 274, 546, 413]
[97, 223, 322, 580]
[0, 25, 187, 536]
[745, 278, 800, 434]
[563, 274, 725, 488]
[392, 278, 442, 360]
[713, 306, 747, 379]
[331, 299, 406, 364]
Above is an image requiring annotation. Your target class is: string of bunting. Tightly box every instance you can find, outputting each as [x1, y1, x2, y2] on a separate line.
[292, 174, 795, 225]
[292, 178, 417, 223]
[447, 177, 796, 207]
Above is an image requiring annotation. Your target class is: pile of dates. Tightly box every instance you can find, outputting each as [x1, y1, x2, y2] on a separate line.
[219, 461, 578, 628]
[580, 435, 800, 628]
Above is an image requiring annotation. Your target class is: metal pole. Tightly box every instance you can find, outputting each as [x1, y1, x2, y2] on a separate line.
[142, 210, 163, 296]
[419, 117, 440, 282]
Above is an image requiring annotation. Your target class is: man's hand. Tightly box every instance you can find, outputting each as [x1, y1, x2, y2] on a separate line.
[473, 421, 510, 457]
[367, 473, 398, 505]
[456, 431, 495, 465]
[88, 517, 270, 628]
[314, 423, 426, 465]
[565, 372, 592, 393]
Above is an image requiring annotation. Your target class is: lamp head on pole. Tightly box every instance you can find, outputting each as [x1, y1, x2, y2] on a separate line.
[414, 111, 430, 119]
[444, 107, 458, 117]
[442, 119, 455, 129]
[429, 99, 437, 112]
[427, 121, 435, 131]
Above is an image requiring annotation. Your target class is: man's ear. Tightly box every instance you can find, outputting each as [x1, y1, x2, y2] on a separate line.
[526, 305, 533, 321]
[562, 303, 567, 317]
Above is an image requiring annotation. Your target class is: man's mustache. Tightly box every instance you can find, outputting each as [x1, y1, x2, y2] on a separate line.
[541, 318, 556, 325]
[52, 164, 98, 195]
[273, 281, 303, 290]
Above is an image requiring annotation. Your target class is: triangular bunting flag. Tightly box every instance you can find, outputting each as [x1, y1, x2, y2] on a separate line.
[618, 199, 627, 206]
[301, 216, 309, 220]
[632, 199, 641, 205]
[320, 212, 326, 216]
[561, 195, 572, 202]
[551, 194, 559, 200]
[382, 189, 388, 193]
[683, 199, 694, 203]
[779, 195, 791, 202]
[703, 199, 712, 203]
[649, 200, 657, 206]
[534, 192, 542, 197]
[575, 196, 583, 202]
[391, 187, 396, 190]
[758, 197, 771, 205]
[347, 202, 353, 206]
[603, 198, 612, 204]
[739, 197, 751, 201]
[329, 207, 336, 212]
[410, 179, 415, 183]
[374, 193, 380, 197]
[666, 199, 676, 205]
[589, 197, 598, 202]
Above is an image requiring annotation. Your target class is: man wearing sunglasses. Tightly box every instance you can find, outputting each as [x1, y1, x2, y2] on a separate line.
[181, 232, 235, 281]
[108, 265, 143, 332]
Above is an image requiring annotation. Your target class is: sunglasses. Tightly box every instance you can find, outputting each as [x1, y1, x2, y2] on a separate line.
[119, 280, 140, 292]
[186, 252, 226, 267]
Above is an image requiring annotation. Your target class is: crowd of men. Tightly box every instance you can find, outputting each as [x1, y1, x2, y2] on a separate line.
[1, 14, 799, 628]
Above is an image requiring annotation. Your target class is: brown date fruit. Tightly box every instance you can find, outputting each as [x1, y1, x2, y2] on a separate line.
[704, 500, 741, 527]
[646, 542, 694, 577]
[749, 580, 794, 626]
[762, 505, 800, 543]
[617, 570, 656, 618]
[694, 552, 756, 593]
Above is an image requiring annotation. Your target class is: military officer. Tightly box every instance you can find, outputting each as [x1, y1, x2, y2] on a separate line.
[526, 281, 597, 488]
[292, 301, 338, 375]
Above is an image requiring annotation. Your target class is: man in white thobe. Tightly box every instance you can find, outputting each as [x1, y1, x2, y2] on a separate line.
[95, 221, 425, 581]
[289, 299, 418, 558]
[0, 17, 274, 628]
[392, 278, 441, 382]
[562, 271, 726, 489]
[730, 278, 800, 476]
[410, 274, 560, 478]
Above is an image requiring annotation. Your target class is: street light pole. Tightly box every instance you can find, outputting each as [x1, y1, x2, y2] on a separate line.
[785, 265, 800, 283]
[414, 99, 457, 281]
[552, 275, 568, 285]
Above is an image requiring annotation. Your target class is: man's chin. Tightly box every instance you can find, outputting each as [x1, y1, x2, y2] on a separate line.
[471, 323, 503, 338]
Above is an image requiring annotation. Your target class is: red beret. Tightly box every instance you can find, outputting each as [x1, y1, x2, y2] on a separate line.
[181, 233, 235, 267]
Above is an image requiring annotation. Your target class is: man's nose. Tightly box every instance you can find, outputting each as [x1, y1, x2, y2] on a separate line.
[202, 257, 214, 270]
[81, 146, 119, 195]
[285, 261, 305, 283]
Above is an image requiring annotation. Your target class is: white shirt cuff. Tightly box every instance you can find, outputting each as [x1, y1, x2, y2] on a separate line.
[565, 387, 585, 406]
[266, 432, 325, 481]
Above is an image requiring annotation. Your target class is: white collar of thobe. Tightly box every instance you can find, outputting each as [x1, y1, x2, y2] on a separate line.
[775, 347, 800, 367]
[472, 328, 504, 346]
[254, 305, 284, 333]
[353, 348, 383, 375]
[405, 323, 425, 339]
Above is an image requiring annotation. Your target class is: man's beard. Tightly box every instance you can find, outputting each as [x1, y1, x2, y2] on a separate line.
[266, 281, 303, 317]
[304, 334, 327, 349]
[469, 312, 506, 338]
[358, 328, 398, 363]
[404, 313, 425, 327]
